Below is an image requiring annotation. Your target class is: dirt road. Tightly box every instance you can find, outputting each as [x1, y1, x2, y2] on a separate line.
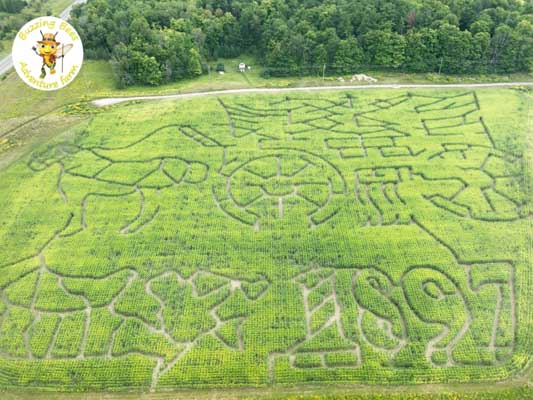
[92, 81, 533, 107]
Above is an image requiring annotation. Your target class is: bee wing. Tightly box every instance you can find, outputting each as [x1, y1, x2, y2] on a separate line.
[56, 44, 74, 58]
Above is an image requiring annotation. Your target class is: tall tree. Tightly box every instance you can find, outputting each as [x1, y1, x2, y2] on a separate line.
[362, 30, 407, 68]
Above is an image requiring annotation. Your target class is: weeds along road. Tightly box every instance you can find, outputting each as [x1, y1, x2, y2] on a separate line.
[0, 0, 86, 75]
[92, 82, 533, 107]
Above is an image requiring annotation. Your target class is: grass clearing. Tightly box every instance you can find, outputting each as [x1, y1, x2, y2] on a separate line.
[0, 88, 530, 392]
[0, 39, 11, 59]
[2, 58, 532, 122]
[1, 59, 531, 169]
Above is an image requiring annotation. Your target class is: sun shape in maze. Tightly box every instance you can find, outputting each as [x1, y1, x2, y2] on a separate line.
[215, 91, 529, 229]
[212, 149, 346, 229]
[23, 91, 528, 236]
[0, 90, 528, 390]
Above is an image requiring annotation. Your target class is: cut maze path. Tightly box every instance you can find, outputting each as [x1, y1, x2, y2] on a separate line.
[0, 88, 530, 391]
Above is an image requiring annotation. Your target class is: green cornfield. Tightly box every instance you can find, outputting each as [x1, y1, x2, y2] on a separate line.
[0, 88, 530, 391]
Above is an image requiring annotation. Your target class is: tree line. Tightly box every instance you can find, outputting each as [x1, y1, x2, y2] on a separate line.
[1, 1, 54, 55]
[66, 0, 533, 86]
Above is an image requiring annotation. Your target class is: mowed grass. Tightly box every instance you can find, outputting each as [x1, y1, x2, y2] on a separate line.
[2, 57, 532, 124]
[0, 39, 11, 59]
[0, 88, 530, 392]
[1, 382, 532, 400]
[0, 58, 531, 167]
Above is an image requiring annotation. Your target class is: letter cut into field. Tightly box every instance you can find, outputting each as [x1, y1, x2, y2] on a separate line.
[0, 89, 529, 391]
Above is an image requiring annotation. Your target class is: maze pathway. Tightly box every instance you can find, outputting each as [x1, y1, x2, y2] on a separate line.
[0, 90, 529, 390]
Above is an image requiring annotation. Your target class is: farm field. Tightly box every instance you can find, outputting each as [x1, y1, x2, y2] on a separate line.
[0, 88, 531, 393]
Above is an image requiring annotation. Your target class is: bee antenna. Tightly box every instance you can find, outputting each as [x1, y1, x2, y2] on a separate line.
[54, 32, 58, 40]
[40, 30, 44, 40]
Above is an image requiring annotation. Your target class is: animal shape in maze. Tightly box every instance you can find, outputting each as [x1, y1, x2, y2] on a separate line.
[0, 91, 525, 387]
[27, 126, 216, 236]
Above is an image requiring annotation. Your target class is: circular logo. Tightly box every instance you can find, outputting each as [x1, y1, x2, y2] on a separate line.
[12, 17, 83, 91]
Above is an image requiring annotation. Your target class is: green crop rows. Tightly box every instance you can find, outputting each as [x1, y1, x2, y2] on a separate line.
[0, 89, 530, 391]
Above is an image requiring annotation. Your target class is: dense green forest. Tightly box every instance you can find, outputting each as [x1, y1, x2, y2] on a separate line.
[2, 1, 533, 85]
[0, 0, 26, 14]
[0, 1, 56, 48]
[68, 0, 533, 86]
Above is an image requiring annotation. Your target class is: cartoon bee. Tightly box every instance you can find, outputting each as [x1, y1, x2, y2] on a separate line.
[31, 31, 73, 79]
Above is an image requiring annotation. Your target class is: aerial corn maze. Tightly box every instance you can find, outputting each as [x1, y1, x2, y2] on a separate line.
[0, 89, 530, 391]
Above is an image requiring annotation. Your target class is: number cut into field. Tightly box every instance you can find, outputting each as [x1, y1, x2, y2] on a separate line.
[0, 89, 530, 391]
